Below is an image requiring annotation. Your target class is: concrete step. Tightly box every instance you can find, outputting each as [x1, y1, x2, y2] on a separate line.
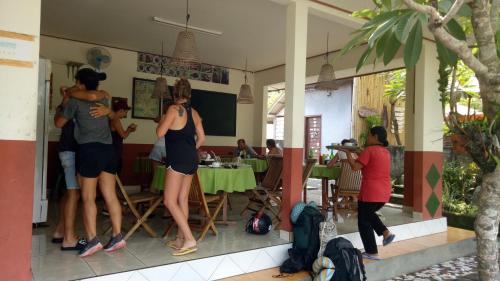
[222, 228, 476, 281]
[364, 228, 476, 280]
[389, 193, 404, 205]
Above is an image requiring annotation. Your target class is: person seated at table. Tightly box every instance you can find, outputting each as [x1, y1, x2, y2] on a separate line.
[257, 139, 282, 159]
[234, 138, 257, 158]
[55, 68, 125, 257]
[327, 139, 358, 168]
[265, 139, 282, 156]
[156, 78, 206, 256]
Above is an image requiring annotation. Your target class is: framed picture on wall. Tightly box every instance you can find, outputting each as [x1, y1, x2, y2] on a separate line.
[132, 78, 160, 119]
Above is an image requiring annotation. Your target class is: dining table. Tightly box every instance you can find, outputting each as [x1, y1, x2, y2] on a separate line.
[308, 164, 341, 212]
[151, 164, 257, 224]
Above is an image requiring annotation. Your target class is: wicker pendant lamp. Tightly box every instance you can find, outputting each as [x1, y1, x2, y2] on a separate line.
[237, 58, 254, 104]
[315, 33, 338, 91]
[171, 0, 200, 65]
[152, 41, 171, 116]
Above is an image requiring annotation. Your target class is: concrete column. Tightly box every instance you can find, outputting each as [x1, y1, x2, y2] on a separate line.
[281, 0, 308, 234]
[404, 40, 443, 220]
[0, 1, 41, 280]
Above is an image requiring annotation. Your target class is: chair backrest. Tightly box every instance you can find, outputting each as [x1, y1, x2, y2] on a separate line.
[188, 174, 208, 208]
[337, 161, 362, 195]
[261, 155, 283, 190]
[302, 158, 317, 190]
[219, 155, 234, 163]
[115, 175, 133, 205]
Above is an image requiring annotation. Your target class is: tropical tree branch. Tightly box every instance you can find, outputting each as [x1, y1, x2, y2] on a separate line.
[470, 0, 498, 72]
[442, 0, 468, 25]
[490, 0, 499, 39]
[403, 0, 489, 76]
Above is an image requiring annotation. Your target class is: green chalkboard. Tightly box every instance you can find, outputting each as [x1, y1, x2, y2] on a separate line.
[165, 86, 237, 136]
[191, 89, 237, 136]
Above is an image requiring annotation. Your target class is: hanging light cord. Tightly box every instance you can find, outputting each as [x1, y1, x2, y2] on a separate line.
[185, 0, 190, 30]
[244, 58, 248, 84]
[326, 32, 329, 61]
[160, 41, 164, 76]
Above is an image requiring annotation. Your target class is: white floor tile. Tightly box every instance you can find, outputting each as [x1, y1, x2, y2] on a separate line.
[81, 271, 134, 281]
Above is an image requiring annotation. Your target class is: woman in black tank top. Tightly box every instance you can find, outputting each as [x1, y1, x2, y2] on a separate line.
[156, 79, 206, 255]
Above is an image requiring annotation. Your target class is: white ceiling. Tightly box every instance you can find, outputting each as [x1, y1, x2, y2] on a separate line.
[41, 0, 370, 72]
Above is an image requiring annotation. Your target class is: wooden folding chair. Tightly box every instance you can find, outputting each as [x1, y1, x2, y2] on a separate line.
[302, 158, 317, 203]
[163, 174, 224, 242]
[330, 161, 362, 219]
[105, 175, 163, 240]
[241, 156, 283, 224]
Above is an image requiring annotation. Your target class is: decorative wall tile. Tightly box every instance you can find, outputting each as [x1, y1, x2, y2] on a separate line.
[246, 250, 278, 273]
[228, 249, 261, 273]
[137, 52, 229, 85]
[187, 256, 224, 280]
[171, 263, 204, 281]
[138, 263, 182, 281]
[209, 256, 245, 280]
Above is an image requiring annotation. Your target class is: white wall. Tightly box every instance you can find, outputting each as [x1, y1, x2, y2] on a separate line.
[0, 0, 41, 141]
[304, 81, 352, 154]
[40, 36, 255, 146]
[254, 45, 405, 148]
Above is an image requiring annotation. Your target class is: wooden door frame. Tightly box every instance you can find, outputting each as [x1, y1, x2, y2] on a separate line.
[304, 115, 322, 160]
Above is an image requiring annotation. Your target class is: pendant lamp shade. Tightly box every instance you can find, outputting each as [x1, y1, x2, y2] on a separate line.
[316, 62, 338, 90]
[151, 77, 171, 99]
[171, 0, 200, 65]
[237, 84, 254, 104]
[315, 32, 338, 90]
[171, 30, 200, 64]
[237, 58, 254, 104]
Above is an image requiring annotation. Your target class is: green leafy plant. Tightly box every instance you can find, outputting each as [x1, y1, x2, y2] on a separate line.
[365, 115, 383, 128]
[442, 160, 480, 216]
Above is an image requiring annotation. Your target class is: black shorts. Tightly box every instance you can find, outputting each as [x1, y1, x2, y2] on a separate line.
[77, 143, 117, 178]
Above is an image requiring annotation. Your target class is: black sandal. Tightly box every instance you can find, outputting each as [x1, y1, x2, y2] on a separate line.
[51, 237, 63, 244]
[61, 238, 87, 251]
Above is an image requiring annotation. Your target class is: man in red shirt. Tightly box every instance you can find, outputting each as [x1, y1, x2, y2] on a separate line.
[339, 126, 396, 260]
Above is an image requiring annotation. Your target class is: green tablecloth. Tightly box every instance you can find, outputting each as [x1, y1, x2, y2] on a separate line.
[151, 165, 256, 194]
[242, 158, 268, 173]
[310, 165, 341, 179]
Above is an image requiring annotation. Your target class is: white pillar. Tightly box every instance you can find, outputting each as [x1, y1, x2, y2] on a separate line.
[404, 40, 444, 219]
[281, 0, 308, 234]
[0, 0, 41, 280]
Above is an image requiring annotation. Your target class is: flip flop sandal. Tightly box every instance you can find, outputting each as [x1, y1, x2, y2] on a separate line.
[172, 246, 198, 256]
[166, 240, 181, 250]
[51, 237, 64, 244]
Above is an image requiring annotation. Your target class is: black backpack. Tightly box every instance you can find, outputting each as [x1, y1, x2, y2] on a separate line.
[323, 237, 367, 281]
[280, 205, 324, 273]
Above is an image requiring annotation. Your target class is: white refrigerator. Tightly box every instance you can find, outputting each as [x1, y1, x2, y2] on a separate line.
[32, 58, 51, 224]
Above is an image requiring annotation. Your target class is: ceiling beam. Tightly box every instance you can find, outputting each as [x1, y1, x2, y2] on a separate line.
[307, 0, 365, 29]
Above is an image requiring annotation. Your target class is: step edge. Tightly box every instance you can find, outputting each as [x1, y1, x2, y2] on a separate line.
[364, 237, 476, 281]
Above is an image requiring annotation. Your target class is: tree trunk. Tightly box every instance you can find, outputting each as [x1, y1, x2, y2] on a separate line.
[474, 167, 500, 281]
[390, 101, 402, 146]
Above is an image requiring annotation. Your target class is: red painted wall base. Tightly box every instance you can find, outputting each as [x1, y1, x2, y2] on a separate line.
[0, 140, 35, 281]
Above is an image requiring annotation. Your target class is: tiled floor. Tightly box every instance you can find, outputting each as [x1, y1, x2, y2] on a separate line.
[31, 184, 422, 281]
